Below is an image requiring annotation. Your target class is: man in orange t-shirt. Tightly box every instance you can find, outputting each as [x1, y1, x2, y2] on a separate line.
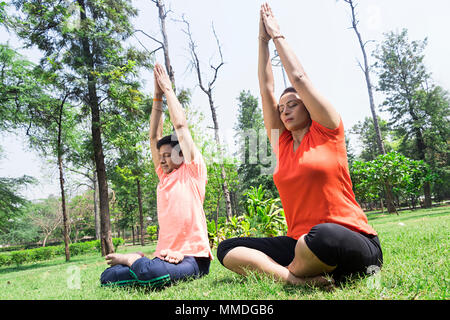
[217, 4, 382, 287]
[100, 63, 212, 288]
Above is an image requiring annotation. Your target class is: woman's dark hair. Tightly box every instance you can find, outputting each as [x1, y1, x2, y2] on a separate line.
[156, 133, 179, 150]
[279, 86, 297, 100]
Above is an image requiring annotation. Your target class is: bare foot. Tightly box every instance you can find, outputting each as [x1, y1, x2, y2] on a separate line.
[105, 253, 143, 267]
[105, 253, 128, 266]
[160, 249, 184, 264]
[286, 271, 335, 291]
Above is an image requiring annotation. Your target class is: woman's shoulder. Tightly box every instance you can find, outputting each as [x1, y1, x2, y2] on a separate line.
[310, 117, 344, 140]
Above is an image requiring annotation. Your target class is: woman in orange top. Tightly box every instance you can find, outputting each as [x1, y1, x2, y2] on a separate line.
[217, 3, 382, 286]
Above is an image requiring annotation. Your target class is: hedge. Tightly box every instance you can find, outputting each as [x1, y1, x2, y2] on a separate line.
[0, 238, 124, 267]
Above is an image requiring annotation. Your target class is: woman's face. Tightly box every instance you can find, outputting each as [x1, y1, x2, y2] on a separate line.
[278, 92, 310, 131]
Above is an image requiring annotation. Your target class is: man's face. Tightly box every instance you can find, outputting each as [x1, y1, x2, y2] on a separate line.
[159, 144, 184, 174]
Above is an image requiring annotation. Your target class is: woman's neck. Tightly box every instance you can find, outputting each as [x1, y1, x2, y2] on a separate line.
[290, 119, 312, 145]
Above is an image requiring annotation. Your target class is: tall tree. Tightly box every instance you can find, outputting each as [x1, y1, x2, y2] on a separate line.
[180, 16, 233, 220]
[342, 0, 397, 213]
[373, 29, 446, 208]
[234, 90, 278, 207]
[104, 91, 154, 246]
[9, 0, 147, 254]
[0, 43, 74, 260]
[24, 72, 76, 261]
[350, 116, 393, 162]
[133, 0, 176, 90]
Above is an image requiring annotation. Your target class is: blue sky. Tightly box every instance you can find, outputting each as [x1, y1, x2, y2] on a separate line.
[1, 0, 449, 200]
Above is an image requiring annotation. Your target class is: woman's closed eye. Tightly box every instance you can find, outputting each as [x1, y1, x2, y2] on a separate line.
[279, 102, 297, 114]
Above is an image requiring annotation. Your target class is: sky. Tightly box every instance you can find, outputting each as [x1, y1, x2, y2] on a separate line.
[1, 0, 449, 201]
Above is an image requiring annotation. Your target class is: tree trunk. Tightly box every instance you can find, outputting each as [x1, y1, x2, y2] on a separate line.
[136, 178, 145, 246]
[57, 96, 70, 262]
[93, 168, 101, 240]
[208, 93, 233, 220]
[346, 0, 397, 214]
[423, 182, 432, 208]
[42, 235, 49, 248]
[78, 0, 114, 255]
[92, 104, 114, 255]
[409, 106, 432, 208]
[58, 156, 70, 262]
[154, 0, 176, 90]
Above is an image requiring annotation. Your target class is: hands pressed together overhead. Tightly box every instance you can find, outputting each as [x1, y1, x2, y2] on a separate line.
[153, 63, 173, 95]
[259, 2, 282, 42]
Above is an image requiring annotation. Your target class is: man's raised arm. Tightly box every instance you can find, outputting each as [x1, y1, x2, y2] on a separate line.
[149, 69, 164, 169]
[154, 63, 198, 162]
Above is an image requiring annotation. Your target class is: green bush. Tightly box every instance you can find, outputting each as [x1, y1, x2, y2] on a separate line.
[0, 252, 11, 266]
[0, 238, 124, 267]
[208, 185, 287, 248]
[31, 247, 56, 261]
[146, 225, 158, 240]
[10, 250, 31, 266]
[112, 237, 124, 251]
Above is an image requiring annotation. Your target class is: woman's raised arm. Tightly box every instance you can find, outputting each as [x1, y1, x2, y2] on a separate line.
[258, 8, 286, 147]
[261, 3, 340, 130]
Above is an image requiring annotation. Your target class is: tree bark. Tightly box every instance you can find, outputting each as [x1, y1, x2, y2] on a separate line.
[56, 95, 70, 262]
[78, 0, 114, 255]
[136, 178, 145, 246]
[208, 93, 233, 220]
[93, 168, 101, 240]
[154, 0, 176, 90]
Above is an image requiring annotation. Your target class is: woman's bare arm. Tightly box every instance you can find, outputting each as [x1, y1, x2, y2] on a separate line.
[261, 3, 340, 130]
[258, 8, 286, 147]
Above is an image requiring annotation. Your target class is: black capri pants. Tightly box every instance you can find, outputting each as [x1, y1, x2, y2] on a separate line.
[217, 223, 383, 281]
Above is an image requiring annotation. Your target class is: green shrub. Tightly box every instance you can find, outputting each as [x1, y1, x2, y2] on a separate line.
[31, 247, 55, 261]
[207, 185, 287, 248]
[93, 239, 101, 252]
[0, 238, 124, 267]
[0, 253, 11, 266]
[146, 225, 158, 240]
[10, 250, 31, 266]
[112, 238, 124, 251]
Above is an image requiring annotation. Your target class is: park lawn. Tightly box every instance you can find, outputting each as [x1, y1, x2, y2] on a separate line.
[0, 206, 448, 300]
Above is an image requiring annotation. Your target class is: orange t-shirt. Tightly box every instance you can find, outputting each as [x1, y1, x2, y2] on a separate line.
[154, 152, 213, 260]
[273, 118, 377, 240]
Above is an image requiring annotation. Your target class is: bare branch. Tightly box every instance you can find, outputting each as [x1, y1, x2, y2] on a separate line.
[208, 22, 225, 88]
[132, 29, 163, 46]
[356, 57, 365, 73]
[178, 14, 207, 93]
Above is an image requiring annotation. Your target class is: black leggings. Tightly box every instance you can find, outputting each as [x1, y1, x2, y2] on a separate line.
[217, 223, 383, 281]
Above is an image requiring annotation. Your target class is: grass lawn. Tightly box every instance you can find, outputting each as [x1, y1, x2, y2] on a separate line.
[1, 206, 448, 300]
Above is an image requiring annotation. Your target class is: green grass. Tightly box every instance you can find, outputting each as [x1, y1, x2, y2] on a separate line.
[1, 206, 449, 300]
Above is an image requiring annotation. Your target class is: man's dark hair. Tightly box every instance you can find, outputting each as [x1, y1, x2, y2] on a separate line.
[156, 133, 179, 150]
[279, 86, 297, 100]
